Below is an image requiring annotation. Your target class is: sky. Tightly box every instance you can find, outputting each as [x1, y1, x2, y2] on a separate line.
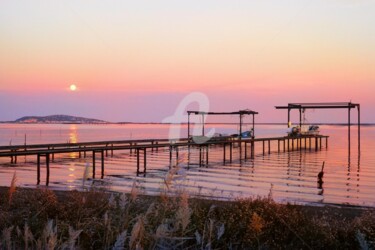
[1, 0, 374, 123]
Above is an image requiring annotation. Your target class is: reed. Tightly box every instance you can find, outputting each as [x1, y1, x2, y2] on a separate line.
[0, 157, 374, 249]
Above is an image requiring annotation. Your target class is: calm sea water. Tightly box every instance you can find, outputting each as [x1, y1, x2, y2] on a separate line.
[0, 123, 374, 207]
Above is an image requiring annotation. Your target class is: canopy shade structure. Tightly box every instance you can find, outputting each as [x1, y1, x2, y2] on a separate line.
[275, 102, 360, 152]
[187, 109, 259, 138]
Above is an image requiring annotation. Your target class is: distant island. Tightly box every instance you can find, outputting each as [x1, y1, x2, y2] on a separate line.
[12, 115, 107, 124]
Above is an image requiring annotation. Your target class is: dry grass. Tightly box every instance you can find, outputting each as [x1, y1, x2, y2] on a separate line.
[1, 157, 374, 249]
[1, 186, 375, 249]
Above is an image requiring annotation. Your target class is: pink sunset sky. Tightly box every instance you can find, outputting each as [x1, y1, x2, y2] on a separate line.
[0, 1, 374, 123]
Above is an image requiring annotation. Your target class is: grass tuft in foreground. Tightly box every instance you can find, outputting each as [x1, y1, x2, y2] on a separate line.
[1, 186, 375, 249]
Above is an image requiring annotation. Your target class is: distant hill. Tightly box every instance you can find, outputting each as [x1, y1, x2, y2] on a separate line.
[14, 115, 107, 124]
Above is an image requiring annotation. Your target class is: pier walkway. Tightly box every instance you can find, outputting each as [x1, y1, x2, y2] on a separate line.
[0, 135, 328, 186]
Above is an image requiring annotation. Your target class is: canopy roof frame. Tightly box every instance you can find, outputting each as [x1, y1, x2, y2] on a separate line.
[187, 109, 259, 138]
[275, 102, 360, 152]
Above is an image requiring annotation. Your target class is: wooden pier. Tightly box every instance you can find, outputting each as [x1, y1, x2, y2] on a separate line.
[0, 135, 328, 186]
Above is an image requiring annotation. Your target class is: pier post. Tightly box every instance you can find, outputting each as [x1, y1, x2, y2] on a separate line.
[84, 147, 86, 158]
[262, 141, 265, 155]
[199, 146, 202, 167]
[309, 138, 312, 151]
[223, 143, 226, 164]
[46, 153, 50, 186]
[251, 141, 254, 159]
[245, 142, 248, 159]
[320, 137, 322, 149]
[287, 139, 290, 152]
[278, 140, 280, 152]
[169, 146, 172, 169]
[268, 140, 271, 154]
[283, 139, 285, 152]
[144, 148, 147, 176]
[315, 138, 318, 151]
[79, 147, 82, 158]
[106, 144, 108, 157]
[292, 139, 294, 151]
[206, 145, 209, 167]
[137, 149, 140, 175]
[111, 144, 114, 157]
[326, 137, 328, 148]
[230, 143, 233, 163]
[101, 150, 104, 179]
[37, 154, 41, 185]
[92, 151, 96, 179]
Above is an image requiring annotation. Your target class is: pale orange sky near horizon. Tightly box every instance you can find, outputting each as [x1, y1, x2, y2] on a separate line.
[0, 1, 374, 122]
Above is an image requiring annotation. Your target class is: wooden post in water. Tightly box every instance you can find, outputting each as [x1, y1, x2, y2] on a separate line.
[287, 139, 290, 152]
[230, 143, 233, 163]
[92, 151, 96, 179]
[137, 149, 140, 175]
[46, 153, 50, 186]
[251, 141, 255, 159]
[206, 145, 209, 167]
[199, 146, 202, 167]
[84, 147, 86, 158]
[223, 143, 226, 165]
[245, 142, 248, 159]
[348, 106, 351, 156]
[111, 144, 114, 157]
[169, 146, 172, 169]
[143, 148, 147, 176]
[315, 137, 318, 151]
[268, 140, 271, 154]
[101, 150, 104, 179]
[262, 141, 265, 155]
[37, 154, 41, 185]
[278, 140, 280, 152]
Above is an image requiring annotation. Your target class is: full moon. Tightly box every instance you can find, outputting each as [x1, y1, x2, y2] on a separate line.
[70, 84, 77, 91]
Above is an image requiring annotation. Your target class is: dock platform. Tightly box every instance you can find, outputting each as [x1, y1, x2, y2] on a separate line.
[0, 135, 328, 186]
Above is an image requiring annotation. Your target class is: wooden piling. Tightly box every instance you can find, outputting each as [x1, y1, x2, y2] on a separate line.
[268, 140, 271, 154]
[230, 143, 233, 163]
[206, 145, 209, 166]
[37, 154, 40, 185]
[92, 151, 96, 179]
[262, 141, 265, 155]
[46, 153, 50, 186]
[144, 148, 147, 176]
[137, 149, 140, 175]
[223, 143, 226, 164]
[101, 150, 104, 179]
